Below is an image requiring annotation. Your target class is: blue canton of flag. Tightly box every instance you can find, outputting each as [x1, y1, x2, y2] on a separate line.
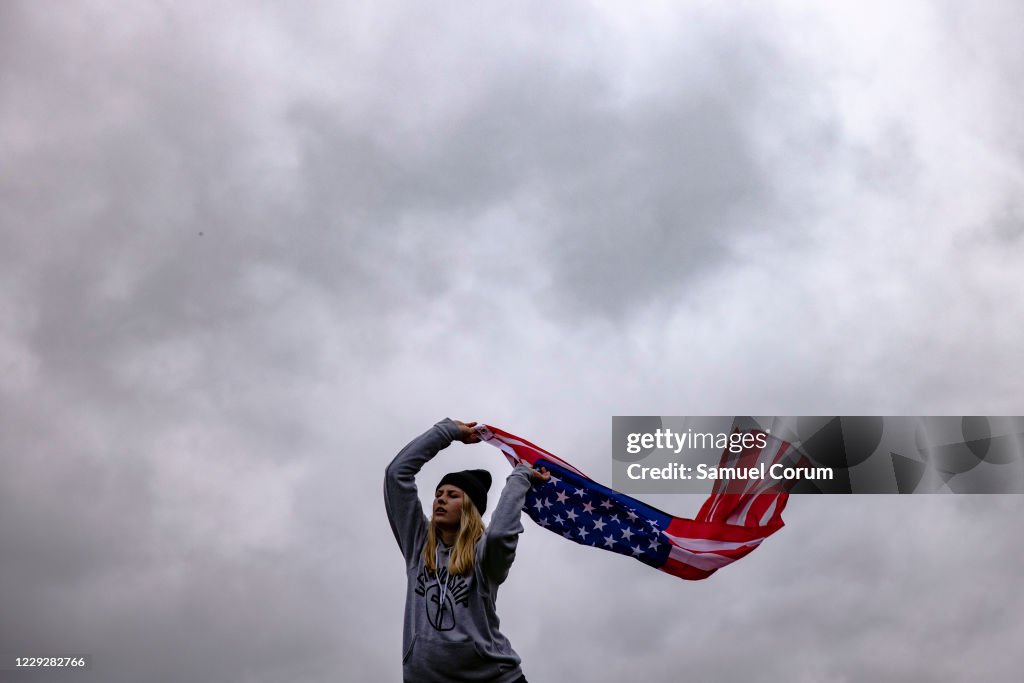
[523, 462, 672, 569]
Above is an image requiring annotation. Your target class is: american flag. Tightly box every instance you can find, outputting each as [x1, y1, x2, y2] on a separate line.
[476, 424, 796, 580]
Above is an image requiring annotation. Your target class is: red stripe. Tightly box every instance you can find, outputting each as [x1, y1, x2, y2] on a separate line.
[659, 558, 716, 580]
[484, 425, 590, 478]
[665, 515, 784, 543]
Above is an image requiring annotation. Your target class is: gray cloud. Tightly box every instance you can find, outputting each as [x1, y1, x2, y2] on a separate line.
[2, 1, 1023, 681]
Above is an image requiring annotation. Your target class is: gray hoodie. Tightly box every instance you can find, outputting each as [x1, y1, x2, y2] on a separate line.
[384, 419, 533, 683]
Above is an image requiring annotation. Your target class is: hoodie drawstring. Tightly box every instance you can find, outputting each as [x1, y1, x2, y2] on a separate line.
[434, 544, 448, 614]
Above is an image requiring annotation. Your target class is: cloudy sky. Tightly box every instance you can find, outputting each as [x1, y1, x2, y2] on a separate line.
[2, 1, 1023, 681]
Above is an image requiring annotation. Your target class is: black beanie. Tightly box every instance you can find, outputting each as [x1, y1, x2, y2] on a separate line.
[437, 469, 492, 514]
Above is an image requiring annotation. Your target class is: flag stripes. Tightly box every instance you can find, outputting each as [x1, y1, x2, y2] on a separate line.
[477, 424, 792, 581]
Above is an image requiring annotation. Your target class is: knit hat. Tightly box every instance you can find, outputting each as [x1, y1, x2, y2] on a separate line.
[437, 469, 492, 514]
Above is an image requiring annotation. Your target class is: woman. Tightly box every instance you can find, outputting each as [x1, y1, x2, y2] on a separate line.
[384, 418, 548, 682]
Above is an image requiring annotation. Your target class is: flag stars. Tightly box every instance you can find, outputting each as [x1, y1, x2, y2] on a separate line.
[620, 528, 634, 542]
[533, 499, 545, 512]
[631, 545, 643, 556]
[626, 509, 639, 521]
[553, 514, 564, 525]
[593, 518, 606, 532]
[609, 514, 620, 525]
[582, 502, 594, 514]
[573, 487, 586, 497]
[603, 535, 616, 548]
[556, 491, 569, 504]
[577, 527, 590, 539]
[566, 509, 578, 522]
[599, 499, 613, 510]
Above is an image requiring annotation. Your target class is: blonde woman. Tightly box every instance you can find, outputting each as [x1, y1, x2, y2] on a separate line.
[384, 418, 549, 682]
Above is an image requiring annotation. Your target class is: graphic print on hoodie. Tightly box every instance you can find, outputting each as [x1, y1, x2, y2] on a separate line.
[416, 564, 472, 631]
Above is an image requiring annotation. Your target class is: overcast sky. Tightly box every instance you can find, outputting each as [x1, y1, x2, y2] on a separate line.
[2, 1, 1023, 681]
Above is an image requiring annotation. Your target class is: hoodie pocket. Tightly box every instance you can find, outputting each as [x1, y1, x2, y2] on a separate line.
[406, 639, 498, 682]
[438, 641, 493, 681]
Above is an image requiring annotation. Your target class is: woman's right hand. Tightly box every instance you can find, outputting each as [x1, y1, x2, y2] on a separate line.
[452, 419, 481, 444]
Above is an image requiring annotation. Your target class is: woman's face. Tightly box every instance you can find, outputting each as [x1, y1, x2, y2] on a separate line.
[432, 485, 465, 528]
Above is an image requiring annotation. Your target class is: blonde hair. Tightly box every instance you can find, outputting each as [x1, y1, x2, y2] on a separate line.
[423, 493, 485, 575]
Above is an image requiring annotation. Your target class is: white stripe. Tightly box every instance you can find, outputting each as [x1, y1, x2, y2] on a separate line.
[763, 437, 784, 465]
[730, 496, 757, 525]
[666, 545, 738, 570]
[492, 441, 522, 467]
[662, 533, 764, 552]
[758, 497, 779, 526]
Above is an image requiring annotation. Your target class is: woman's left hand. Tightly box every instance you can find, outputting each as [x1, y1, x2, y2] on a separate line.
[529, 465, 551, 483]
